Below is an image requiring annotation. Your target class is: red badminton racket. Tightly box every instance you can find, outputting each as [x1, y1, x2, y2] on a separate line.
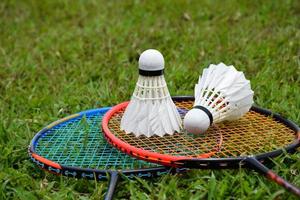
[102, 96, 300, 196]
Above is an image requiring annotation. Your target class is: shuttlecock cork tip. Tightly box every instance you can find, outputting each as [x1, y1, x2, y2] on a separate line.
[139, 49, 164, 74]
[184, 108, 211, 134]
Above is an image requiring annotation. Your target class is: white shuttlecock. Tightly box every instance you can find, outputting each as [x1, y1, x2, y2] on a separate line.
[120, 49, 182, 137]
[184, 63, 254, 134]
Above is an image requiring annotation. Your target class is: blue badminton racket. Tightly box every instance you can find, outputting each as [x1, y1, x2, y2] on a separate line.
[28, 107, 185, 200]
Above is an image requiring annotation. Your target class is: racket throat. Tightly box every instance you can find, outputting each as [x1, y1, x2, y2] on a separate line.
[105, 171, 120, 200]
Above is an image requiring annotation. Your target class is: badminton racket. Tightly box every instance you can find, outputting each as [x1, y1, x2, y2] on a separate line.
[28, 107, 185, 200]
[102, 96, 300, 196]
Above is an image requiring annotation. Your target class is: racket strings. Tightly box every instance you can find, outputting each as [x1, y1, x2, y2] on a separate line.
[35, 113, 158, 170]
[107, 100, 295, 158]
[109, 105, 222, 157]
[214, 112, 295, 157]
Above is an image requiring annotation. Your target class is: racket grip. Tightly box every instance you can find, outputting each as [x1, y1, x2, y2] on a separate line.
[246, 157, 300, 197]
[105, 171, 119, 200]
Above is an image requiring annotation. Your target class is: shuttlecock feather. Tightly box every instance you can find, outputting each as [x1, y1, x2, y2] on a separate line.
[121, 49, 182, 137]
[184, 63, 254, 134]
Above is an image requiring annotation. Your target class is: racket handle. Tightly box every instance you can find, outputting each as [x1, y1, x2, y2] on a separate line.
[105, 171, 119, 200]
[246, 157, 300, 197]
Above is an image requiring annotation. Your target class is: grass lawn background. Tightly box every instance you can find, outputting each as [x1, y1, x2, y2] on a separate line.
[0, 0, 299, 199]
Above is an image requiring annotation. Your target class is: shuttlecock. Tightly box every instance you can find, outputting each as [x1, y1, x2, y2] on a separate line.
[184, 63, 254, 134]
[120, 49, 182, 137]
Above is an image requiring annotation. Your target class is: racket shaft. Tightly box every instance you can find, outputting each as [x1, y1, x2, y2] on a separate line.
[246, 157, 300, 197]
[105, 172, 119, 200]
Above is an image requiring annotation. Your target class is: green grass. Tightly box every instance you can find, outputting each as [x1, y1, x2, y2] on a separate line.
[0, 0, 299, 199]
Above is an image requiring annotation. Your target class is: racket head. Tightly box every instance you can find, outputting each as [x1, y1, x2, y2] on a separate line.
[102, 96, 300, 168]
[29, 107, 178, 181]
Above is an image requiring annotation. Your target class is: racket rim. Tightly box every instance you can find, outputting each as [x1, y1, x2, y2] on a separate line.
[102, 96, 300, 167]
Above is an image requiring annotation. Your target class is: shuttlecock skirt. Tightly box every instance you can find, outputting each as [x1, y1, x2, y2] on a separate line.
[121, 75, 182, 137]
